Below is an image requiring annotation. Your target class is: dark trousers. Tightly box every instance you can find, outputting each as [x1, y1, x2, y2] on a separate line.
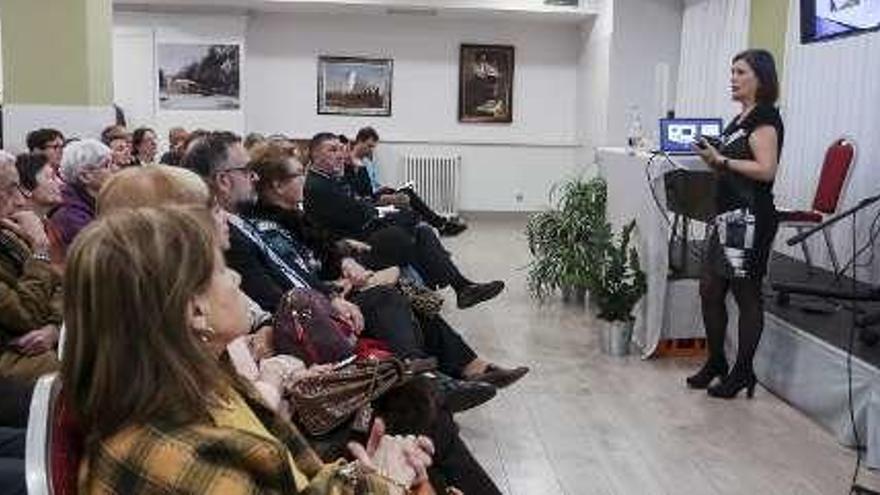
[364, 224, 468, 291]
[349, 286, 477, 377]
[0, 427, 26, 495]
[428, 408, 502, 495]
[0, 378, 32, 428]
[398, 187, 447, 229]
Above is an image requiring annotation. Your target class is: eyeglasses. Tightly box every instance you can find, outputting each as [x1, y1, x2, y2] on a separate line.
[220, 166, 258, 180]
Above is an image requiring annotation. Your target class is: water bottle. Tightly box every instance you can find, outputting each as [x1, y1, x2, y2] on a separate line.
[626, 105, 644, 154]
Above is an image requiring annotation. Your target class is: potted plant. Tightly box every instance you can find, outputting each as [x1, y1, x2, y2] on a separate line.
[592, 220, 647, 356]
[526, 176, 608, 305]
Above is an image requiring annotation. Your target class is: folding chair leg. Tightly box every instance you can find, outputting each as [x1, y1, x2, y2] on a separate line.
[796, 226, 814, 275]
[822, 228, 841, 278]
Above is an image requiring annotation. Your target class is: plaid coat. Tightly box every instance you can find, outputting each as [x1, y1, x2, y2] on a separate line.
[79, 388, 397, 494]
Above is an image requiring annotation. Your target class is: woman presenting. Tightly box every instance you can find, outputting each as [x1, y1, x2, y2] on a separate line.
[687, 49, 784, 399]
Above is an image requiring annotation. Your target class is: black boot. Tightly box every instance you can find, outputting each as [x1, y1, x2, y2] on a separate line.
[707, 367, 757, 399]
[685, 358, 729, 389]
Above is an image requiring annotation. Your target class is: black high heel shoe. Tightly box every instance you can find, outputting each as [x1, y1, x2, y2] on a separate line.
[707, 370, 757, 399]
[686, 360, 729, 389]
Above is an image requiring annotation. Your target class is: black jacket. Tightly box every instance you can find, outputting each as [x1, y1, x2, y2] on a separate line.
[225, 216, 333, 313]
[304, 169, 378, 239]
[246, 201, 344, 281]
[343, 165, 375, 199]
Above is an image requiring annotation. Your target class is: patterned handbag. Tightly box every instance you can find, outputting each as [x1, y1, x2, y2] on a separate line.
[288, 357, 436, 436]
[397, 279, 444, 316]
[273, 288, 357, 366]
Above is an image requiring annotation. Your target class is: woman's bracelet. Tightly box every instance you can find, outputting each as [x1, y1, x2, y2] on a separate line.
[714, 156, 730, 171]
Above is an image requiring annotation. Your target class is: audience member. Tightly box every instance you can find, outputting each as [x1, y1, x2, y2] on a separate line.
[131, 127, 159, 166]
[0, 151, 61, 381]
[25, 128, 65, 172]
[50, 139, 116, 252]
[97, 165, 275, 349]
[305, 133, 503, 309]
[349, 127, 466, 236]
[14, 153, 65, 262]
[63, 206, 433, 494]
[159, 126, 189, 166]
[244, 132, 267, 151]
[100, 125, 134, 168]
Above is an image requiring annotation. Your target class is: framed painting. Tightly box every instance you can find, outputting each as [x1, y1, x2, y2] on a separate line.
[158, 43, 241, 111]
[458, 44, 514, 123]
[317, 56, 393, 116]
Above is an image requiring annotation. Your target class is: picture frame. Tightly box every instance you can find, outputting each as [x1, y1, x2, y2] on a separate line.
[458, 44, 515, 123]
[157, 43, 241, 111]
[317, 56, 393, 116]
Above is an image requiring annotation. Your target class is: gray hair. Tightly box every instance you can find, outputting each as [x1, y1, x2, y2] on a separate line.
[60, 139, 111, 185]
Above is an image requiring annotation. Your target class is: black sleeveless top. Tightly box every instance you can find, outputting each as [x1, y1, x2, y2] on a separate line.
[709, 104, 784, 278]
[715, 104, 784, 217]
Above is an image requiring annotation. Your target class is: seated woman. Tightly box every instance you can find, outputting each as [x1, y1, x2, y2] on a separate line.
[95, 165, 504, 494]
[62, 207, 433, 494]
[50, 139, 118, 253]
[0, 151, 61, 381]
[14, 152, 65, 264]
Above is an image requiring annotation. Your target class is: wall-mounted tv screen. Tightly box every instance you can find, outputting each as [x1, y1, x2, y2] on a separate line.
[801, 0, 880, 43]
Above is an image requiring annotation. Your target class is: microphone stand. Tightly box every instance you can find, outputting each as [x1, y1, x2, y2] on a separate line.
[785, 193, 880, 248]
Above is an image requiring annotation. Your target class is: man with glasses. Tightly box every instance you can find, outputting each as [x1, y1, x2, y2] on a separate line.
[25, 129, 65, 172]
[0, 151, 62, 382]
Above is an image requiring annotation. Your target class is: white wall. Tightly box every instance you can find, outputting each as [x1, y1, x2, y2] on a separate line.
[576, 0, 682, 158]
[245, 12, 583, 211]
[606, 0, 682, 147]
[109, 1, 685, 211]
[113, 13, 247, 142]
[675, 0, 750, 119]
[774, 0, 880, 282]
[577, 1, 613, 162]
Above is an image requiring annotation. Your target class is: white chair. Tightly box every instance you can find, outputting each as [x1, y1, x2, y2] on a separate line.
[24, 373, 59, 495]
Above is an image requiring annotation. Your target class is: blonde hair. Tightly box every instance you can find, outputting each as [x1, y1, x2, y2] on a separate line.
[97, 165, 211, 215]
[62, 207, 231, 443]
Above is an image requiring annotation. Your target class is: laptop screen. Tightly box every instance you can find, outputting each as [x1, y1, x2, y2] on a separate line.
[659, 118, 724, 154]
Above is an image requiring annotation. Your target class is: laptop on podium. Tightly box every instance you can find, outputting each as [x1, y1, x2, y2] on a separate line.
[658, 118, 724, 155]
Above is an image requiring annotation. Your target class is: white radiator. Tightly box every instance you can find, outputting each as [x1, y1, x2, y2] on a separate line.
[402, 154, 461, 218]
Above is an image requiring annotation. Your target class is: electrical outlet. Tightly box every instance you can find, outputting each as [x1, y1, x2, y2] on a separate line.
[515, 191, 524, 203]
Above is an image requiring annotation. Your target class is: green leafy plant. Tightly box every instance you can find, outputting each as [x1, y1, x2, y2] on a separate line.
[526, 176, 609, 302]
[592, 220, 647, 322]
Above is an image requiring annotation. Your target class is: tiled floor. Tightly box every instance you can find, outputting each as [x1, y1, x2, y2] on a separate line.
[440, 213, 880, 495]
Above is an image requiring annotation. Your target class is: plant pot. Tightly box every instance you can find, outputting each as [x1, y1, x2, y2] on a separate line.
[599, 319, 633, 356]
[561, 285, 587, 306]
[586, 291, 600, 316]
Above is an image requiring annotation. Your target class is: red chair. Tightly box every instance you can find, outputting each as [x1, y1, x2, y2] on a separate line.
[24, 373, 83, 495]
[777, 138, 856, 276]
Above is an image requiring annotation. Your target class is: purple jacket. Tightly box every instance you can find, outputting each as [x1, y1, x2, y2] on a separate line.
[50, 184, 96, 254]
